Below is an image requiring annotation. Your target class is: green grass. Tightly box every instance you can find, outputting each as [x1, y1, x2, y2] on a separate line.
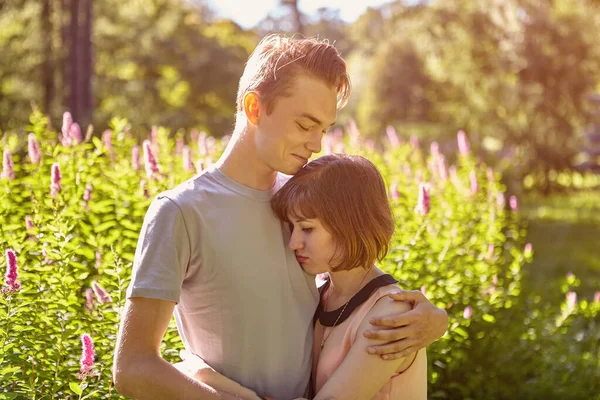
[522, 191, 600, 306]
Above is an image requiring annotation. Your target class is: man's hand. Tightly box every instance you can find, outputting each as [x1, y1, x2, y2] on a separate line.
[173, 350, 266, 400]
[363, 290, 448, 360]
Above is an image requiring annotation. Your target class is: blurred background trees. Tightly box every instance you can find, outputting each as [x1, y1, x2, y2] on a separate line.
[1, 0, 600, 190]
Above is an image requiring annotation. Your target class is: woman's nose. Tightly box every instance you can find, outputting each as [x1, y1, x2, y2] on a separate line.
[288, 231, 304, 251]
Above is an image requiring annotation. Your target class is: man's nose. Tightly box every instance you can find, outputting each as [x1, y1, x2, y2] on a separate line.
[306, 131, 323, 154]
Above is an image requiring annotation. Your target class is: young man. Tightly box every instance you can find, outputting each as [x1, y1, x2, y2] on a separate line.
[113, 34, 448, 400]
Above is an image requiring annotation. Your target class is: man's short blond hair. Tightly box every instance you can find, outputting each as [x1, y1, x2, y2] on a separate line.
[236, 34, 351, 115]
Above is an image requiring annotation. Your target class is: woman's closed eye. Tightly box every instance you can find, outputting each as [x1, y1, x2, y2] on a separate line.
[301, 227, 313, 233]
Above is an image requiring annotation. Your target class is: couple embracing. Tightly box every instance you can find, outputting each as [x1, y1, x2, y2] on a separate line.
[113, 34, 448, 400]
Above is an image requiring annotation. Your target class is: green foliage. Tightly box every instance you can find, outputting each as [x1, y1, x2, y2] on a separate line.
[346, 0, 600, 189]
[0, 112, 597, 398]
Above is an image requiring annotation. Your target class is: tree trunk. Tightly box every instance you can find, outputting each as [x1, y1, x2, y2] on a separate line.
[69, 0, 79, 120]
[281, 0, 304, 34]
[79, 0, 93, 126]
[41, 0, 54, 115]
[59, 0, 69, 113]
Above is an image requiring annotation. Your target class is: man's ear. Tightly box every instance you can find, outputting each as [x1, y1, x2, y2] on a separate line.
[243, 92, 260, 125]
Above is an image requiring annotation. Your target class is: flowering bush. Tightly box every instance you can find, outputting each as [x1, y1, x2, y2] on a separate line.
[0, 112, 597, 399]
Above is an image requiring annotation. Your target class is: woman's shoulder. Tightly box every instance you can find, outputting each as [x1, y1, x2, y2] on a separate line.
[366, 283, 411, 316]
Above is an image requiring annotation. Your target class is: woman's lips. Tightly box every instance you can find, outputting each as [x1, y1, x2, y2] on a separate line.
[296, 255, 308, 263]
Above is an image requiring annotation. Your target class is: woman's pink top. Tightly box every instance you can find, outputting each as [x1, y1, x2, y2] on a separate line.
[312, 275, 427, 399]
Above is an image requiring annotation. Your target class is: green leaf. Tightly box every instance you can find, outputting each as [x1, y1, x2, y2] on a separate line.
[70, 381, 83, 395]
[482, 313, 496, 323]
[94, 220, 118, 233]
[0, 393, 21, 400]
[0, 366, 21, 375]
[81, 390, 99, 400]
[454, 327, 469, 339]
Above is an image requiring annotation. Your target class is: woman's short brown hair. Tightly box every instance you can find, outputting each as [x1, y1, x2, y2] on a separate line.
[271, 154, 395, 271]
[236, 34, 351, 115]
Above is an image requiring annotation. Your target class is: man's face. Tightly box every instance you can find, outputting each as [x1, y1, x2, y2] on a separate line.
[254, 73, 338, 175]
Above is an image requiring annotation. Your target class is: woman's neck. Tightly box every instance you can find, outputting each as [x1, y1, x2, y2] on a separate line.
[325, 265, 383, 310]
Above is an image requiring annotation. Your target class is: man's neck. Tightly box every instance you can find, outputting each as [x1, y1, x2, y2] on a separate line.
[215, 129, 278, 191]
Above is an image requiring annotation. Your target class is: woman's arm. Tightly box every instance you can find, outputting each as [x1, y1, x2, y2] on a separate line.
[313, 298, 420, 400]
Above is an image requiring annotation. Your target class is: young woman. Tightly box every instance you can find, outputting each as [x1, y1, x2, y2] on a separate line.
[175, 154, 427, 399]
[270, 153, 427, 400]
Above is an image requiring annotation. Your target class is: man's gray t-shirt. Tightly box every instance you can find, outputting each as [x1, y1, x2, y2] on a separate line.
[126, 166, 319, 399]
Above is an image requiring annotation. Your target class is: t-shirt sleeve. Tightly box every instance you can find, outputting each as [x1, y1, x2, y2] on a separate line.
[126, 194, 191, 304]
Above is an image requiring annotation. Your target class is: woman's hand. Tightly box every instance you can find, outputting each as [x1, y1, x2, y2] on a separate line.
[362, 289, 448, 360]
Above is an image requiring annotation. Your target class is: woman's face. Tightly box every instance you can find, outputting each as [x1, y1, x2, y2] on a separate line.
[288, 216, 339, 275]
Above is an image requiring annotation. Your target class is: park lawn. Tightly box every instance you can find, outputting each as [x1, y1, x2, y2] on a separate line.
[522, 191, 600, 306]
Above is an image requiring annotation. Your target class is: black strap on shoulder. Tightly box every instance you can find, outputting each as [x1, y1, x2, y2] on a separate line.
[315, 274, 398, 327]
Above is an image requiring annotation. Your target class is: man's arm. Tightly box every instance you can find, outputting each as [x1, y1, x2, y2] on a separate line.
[174, 351, 267, 400]
[113, 297, 242, 400]
[362, 290, 448, 360]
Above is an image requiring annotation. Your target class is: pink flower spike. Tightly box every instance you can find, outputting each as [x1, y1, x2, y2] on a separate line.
[92, 280, 112, 303]
[497, 193, 506, 208]
[594, 291, 600, 303]
[182, 146, 194, 172]
[103, 130, 113, 152]
[390, 181, 400, 201]
[61, 112, 73, 147]
[524, 243, 533, 257]
[28, 133, 41, 164]
[70, 122, 82, 145]
[85, 288, 94, 310]
[50, 163, 62, 195]
[77, 333, 95, 379]
[463, 306, 472, 319]
[25, 216, 35, 230]
[332, 127, 343, 142]
[83, 184, 93, 202]
[143, 139, 160, 179]
[486, 167, 494, 182]
[437, 156, 448, 182]
[131, 145, 140, 171]
[509, 195, 519, 211]
[430, 141, 440, 158]
[2, 149, 14, 180]
[140, 179, 149, 199]
[487, 244, 495, 259]
[198, 132, 207, 156]
[151, 125, 158, 148]
[470, 171, 479, 194]
[415, 183, 430, 216]
[386, 126, 400, 148]
[95, 250, 102, 269]
[195, 160, 204, 174]
[457, 130, 470, 155]
[410, 135, 420, 149]
[324, 136, 333, 155]
[566, 291, 577, 310]
[3, 249, 21, 293]
[221, 135, 231, 147]
[176, 137, 184, 155]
